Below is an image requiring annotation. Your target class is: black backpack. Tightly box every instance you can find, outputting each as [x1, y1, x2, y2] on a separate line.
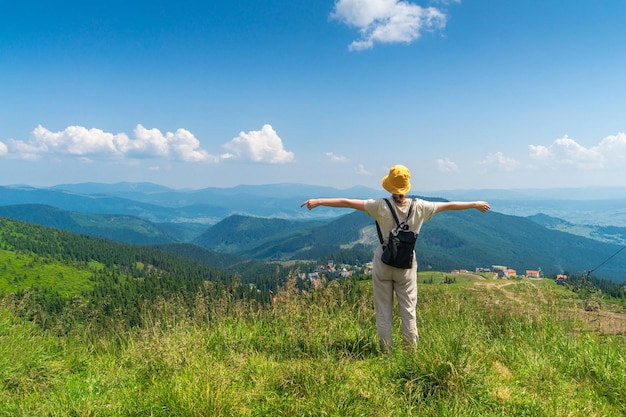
[375, 198, 418, 269]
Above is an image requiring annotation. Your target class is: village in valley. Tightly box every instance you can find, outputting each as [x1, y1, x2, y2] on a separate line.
[298, 260, 569, 288]
[456, 265, 569, 282]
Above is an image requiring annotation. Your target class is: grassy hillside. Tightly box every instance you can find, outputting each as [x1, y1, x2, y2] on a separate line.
[0, 217, 239, 321]
[0, 249, 96, 296]
[0, 217, 309, 328]
[1, 273, 624, 416]
[0, 217, 221, 278]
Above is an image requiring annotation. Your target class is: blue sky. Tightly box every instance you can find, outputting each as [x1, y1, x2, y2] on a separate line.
[1, 0, 625, 192]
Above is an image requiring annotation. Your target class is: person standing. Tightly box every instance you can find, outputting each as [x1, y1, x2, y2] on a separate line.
[301, 164, 490, 353]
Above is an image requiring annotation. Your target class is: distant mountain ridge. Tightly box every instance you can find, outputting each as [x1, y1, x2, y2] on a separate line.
[0, 204, 205, 244]
[2, 206, 626, 283]
[0, 183, 386, 222]
[528, 213, 626, 245]
[4, 181, 626, 225]
[2, 182, 626, 283]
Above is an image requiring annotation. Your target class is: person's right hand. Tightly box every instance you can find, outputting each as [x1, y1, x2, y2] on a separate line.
[475, 201, 490, 213]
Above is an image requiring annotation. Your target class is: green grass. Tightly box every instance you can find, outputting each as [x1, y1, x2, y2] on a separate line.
[1, 274, 625, 416]
[0, 250, 95, 296]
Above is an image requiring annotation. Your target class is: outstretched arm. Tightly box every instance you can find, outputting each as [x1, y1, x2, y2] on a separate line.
[300, 198, 365, 211]
[436, 201, 490, 214]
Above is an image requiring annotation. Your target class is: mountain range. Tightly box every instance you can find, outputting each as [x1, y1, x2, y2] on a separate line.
[1, 182, 626, 283]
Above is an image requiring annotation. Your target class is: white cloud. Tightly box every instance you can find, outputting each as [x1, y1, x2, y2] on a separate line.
[1, 124, 218, 162]
[9, 125, 125, 160]
[119, 125, 169, 157]
[356, 164, 371, 175]
[528, 133, 626, 170]
[221, 124, 294, 164]
[326, 152, 349, 162]
[598, 132, 626, 162]
[0, 124, 298, 165]
[331, 0, 447, 50]
[479, 151, 520, 171]
[122, 125, 218, 162]
[437, 157, 459, 172]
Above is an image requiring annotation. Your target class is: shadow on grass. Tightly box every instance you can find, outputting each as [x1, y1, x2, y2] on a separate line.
[330, 335, 379, 359]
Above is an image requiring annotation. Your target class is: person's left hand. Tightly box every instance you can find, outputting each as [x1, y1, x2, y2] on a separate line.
[300, 199, 318, 210]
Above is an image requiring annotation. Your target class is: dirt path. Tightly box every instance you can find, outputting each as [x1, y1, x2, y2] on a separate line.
[473, 278, 626, 335]
[475, 279, 526, 305]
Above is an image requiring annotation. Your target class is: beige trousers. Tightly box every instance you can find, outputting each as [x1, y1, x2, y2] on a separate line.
[371, 245, 419, 353]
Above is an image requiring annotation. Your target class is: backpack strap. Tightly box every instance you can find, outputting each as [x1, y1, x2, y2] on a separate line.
[386, 198, 415, 225]
[375, 198, 415, 244]
[383, 198, 401, 227]
[406, 199, 415, 222]
[376, 221, 384, 245]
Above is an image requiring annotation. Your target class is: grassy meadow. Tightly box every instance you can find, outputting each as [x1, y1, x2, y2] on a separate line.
[0, 249, 96, 295]
[1, 272, 625, 416]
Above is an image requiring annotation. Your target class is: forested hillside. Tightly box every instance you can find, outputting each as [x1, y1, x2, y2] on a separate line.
[192, 214, 325, 254]
[197, 209, 626, 283]
[0, 217, 292, 327]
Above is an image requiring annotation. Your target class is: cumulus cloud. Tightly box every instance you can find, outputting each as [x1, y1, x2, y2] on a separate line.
[529, 133, 626, 170]
[124, 125, 218, 162]
[331, 0, 447, 50]
[221, 124, 294, 164]
[1, 124, 218, 162]
[598, 132, 626, 159]
[5, 125, 124, 160]
[479, 151, 520, 171]
[1, 123, 296, 165]
[437, 157, 459, 172]
[326, 152, 349, 162]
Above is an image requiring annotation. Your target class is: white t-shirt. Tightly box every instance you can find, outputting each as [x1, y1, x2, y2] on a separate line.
[364, 198, 438, 245]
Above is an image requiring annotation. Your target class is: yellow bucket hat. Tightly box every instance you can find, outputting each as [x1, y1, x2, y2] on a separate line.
[381, 164, 411, 195]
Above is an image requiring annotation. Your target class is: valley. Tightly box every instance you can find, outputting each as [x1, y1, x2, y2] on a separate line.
[2, 182, 626, 284]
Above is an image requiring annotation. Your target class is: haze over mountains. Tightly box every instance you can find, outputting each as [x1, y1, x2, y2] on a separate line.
[1, 182, 626, 283]
[3, 182, 626, 225]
